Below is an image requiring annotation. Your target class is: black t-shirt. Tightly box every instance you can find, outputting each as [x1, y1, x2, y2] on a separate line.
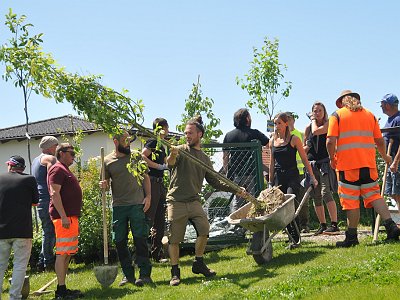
[223, 126, 269, 178]
[0, 172, 39, 238]
[144, 138, 167, 178]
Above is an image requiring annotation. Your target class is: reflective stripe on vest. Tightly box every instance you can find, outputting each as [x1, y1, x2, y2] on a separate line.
[56, 245, 78, 252]
[334, 108, 378, 170]
[339, 130, 374, 139]
[56, 236, 78, 243]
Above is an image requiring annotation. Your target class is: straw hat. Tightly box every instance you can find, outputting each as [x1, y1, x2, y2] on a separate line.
[336, 90, 360, 108]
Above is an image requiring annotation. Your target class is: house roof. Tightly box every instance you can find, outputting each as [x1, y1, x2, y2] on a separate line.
[0, 115, 102, 143]
[0, 114, 183, 143]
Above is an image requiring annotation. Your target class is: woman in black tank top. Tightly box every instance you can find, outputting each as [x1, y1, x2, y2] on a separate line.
[268, 113, 318, 244]
[304, 102, 339, 235]
[269, 113, 317, 191]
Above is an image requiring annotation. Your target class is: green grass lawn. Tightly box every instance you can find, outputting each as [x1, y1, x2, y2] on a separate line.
[3, 234, 400, 299]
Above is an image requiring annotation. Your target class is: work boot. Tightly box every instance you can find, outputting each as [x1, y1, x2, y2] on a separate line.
[192, 260, 216, 277]
[135, 276, 153, 287]
[119, 276, 135, 287]
[314, 223, 327, 236]
[55, 285, 76, 300]
[170, 267, 181, 286]
[336, 230, 359, 248]
[384, 219, 400, 241]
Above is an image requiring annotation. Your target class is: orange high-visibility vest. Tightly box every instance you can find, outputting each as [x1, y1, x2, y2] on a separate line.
[328, 107, 381, 171]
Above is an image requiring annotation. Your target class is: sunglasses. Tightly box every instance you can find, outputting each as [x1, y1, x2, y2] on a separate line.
[62, 150, 76, 157]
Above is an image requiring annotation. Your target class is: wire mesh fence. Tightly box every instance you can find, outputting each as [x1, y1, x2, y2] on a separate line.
[182, 140, 266, 246]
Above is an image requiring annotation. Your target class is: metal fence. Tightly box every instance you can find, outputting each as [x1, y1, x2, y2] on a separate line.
[182, 140, 265, 247]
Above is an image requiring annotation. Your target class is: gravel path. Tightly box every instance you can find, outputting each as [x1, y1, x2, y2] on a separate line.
[273, 229, 373, 244]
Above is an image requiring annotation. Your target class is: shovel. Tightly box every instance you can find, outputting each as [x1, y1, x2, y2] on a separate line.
[94, 147, 118, 287]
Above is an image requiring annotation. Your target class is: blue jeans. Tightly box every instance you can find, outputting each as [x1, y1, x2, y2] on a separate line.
[37, 201, 55, 266]
[385, 167, 400, 196]
[0, 238, 32, 300]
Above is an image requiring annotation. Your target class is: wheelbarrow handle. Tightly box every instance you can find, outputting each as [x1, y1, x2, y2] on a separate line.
[294, 186, 313, 219]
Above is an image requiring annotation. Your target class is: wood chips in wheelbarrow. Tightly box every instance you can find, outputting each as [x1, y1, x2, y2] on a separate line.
[247, 186, 286, 218]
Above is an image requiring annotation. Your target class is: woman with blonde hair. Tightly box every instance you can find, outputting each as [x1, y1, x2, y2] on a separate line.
[269, 113, 317, 244]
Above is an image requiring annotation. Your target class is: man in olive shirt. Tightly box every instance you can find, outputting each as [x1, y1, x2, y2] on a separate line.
[100, 132, 152, 287]
[167, 117, 247, 286]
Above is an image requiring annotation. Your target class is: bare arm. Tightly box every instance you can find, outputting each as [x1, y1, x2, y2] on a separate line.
[141, 147, 165, 169]
[311, 119, 328, 135]
[292, 136, 318, 186]
[268, 138, 275, 186]
[49, 183, 70, 228]
[303, 125, 311, 153]
[390, 139, 400, 173]
[42, 155, 57, 172]
[166, 146, 179, 167]
[142, 174, 151, 212]
[375, 137, 392, 165]
[326, 136, 337, 169]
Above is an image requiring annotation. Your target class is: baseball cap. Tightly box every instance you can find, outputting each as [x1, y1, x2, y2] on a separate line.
[380, 93, 399, 105]
[6, 155, 26, 168]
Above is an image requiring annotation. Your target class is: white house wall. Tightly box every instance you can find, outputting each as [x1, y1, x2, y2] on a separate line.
[0, 132, 146, 173]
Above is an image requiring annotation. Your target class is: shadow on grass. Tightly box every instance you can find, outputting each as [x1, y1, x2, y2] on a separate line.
[221, 248, 324, 289]
[82, 286, 142, 299]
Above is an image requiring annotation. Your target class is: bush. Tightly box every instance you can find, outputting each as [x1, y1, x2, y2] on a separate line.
[72, 158, 113, 264]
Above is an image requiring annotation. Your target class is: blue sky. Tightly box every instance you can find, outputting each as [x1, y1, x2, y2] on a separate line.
[1, 1, 399, 140]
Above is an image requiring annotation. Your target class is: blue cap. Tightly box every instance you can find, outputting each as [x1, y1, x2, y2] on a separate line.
[381, 93, 399, 105]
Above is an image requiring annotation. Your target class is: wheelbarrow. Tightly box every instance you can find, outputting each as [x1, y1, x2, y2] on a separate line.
[227, 186, 312, 265]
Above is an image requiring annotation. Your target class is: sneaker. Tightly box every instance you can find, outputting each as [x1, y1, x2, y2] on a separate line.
[323, 224, 340, 235]
[336, 231, 359, 248]
[314, 224, 327, 236]
[192, 260, 216, 277]
[135, 276, 153, 287]
[119, 276, 135, 287]
[170, 268, 181, 286]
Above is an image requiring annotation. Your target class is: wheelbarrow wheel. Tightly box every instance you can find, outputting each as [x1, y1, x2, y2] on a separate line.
[251, 231, 272, 265]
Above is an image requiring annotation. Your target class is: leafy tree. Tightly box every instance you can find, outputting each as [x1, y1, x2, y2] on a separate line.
[176, 75, 223, 144]
[0, 9, 53, 171]
[1, 11, 244, 199]
[236, 36, 292, 121]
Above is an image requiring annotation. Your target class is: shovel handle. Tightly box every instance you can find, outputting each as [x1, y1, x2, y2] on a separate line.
[31, 277, 57, 296]
[373, 139, 393, 241]
[101, 147, 109, 264]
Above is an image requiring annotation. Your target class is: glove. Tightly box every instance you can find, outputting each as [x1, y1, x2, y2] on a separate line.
[268, 182, 273, 189]
[157, 163, 168, 170]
